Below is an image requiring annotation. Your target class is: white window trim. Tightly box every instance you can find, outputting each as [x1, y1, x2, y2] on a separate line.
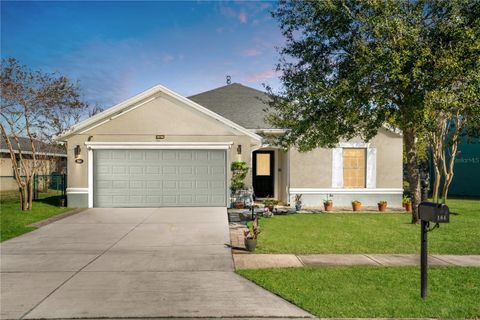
[332, 142, 376, 189]
[332, 148, 343, 188]
[366, 148, 377, 188]
[337, 142, 370, 148]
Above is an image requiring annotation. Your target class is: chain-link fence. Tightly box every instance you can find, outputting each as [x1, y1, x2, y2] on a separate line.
[0, 174, 66, 201]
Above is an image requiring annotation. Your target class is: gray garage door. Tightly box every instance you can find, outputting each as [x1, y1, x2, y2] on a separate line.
[93, 149, 227, 207]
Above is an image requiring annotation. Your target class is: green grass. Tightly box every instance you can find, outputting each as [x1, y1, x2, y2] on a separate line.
[253, 198, 480, 254]
[0, 192, 72, 242]
[238, 266, 480, 319]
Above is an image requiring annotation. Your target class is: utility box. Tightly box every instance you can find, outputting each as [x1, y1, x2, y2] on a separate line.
[419, 202, 450, 223]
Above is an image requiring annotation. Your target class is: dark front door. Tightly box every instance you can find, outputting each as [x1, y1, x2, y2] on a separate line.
[253, 150, 274, 198]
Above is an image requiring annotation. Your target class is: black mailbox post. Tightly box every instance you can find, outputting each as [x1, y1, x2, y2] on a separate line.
[418, 202, 450, 299]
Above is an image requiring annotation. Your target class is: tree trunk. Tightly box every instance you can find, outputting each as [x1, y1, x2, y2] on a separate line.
[19, 186, 27, 211]
[432, 165, 441, 203]
[430, 113, 447, 204]
[404, 128, 421, 224]
[441, 136, 459, 203]
[431, 149, 442, 203]
[27, 177, 33, 210]
[442, 173, 453, 201]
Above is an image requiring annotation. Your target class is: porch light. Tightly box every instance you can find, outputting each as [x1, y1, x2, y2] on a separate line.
[237, 145, 242, 155]
[74, 145, 84, 164]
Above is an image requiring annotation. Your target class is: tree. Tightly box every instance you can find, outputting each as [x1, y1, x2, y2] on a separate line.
[424, 16, 480, 202]
[266, 0, 479, 223]
[1, 58, 89, 210]
[426, 79, 480, 203]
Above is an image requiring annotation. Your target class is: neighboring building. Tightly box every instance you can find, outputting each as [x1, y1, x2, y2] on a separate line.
[430, 137, 480, 197]
[0, 136, 67, 191]
[58, 83, 403, 208]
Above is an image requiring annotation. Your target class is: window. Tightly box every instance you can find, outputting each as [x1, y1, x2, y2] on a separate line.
[256, 153, 271, 176]
[343, 148, 366, 188]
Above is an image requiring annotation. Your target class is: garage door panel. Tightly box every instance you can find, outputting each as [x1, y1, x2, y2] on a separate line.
[195, 151, 209, 160]
[146, 196, 162, 203]
[94, 149, 226, 207]
[112, 180, 128, 189]
[211, 194, 226, 203]
[161, 151, 176, 160]
[111, 151, 127, 160]
[146, 180, 163, 189]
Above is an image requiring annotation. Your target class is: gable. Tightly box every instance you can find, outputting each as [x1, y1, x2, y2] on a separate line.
[57, 85, 262, 141]
[87, 94, 234, 136]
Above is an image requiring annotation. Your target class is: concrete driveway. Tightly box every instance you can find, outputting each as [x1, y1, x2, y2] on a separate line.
[1, 207, 311, 319]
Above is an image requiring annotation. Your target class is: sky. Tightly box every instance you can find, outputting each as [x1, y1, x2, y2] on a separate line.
[1, 1, 284, 108]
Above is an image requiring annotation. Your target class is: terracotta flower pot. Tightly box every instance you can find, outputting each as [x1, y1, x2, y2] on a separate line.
[235, 202, 244, 209]
[352, 203, 362, 211]
[404, 202, 412, 212]
[324, 202, 333, 212]
[378, 203, 387, 212]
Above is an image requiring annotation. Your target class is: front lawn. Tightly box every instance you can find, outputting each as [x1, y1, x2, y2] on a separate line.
[0, 192, 72, 242]
[238, 266, 480, 319]
[253, 198, 480, 254]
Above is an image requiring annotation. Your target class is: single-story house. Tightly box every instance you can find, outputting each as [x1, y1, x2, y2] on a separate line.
[1, 136, 67, 191]
[57, 83, 403, 208]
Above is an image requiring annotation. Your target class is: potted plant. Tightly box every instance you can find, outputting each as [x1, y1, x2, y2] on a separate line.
[323, 194, 333, 211]
[230, 161, 249, 191]
[403, 195, 412, 212]
[262, 197, 278, 212]
[294, 194, 303, 211]
[352, 200, 362, 211]
[244, 216, 260, 252]
[378, 200, 387, 212]
[234, 200, 244, 209]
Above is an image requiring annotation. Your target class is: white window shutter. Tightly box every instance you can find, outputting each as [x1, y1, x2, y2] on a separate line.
[366, 148, 376, 188]
[332, 148, 343, 188]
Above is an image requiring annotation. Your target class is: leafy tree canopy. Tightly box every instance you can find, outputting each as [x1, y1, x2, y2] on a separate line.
[267, 0, 479, 152]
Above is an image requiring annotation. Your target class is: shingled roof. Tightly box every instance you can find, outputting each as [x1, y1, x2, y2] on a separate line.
[188, 83, 272, 129]
[0, 136, 66, 157]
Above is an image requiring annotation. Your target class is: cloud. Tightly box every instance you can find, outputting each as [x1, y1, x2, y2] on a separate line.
[247, 69, 276, 83]
[162, 54, 175, 63]
[238, 11, 247, 23]
[218, 4, 236, 18]
[242, 48, 261, 57]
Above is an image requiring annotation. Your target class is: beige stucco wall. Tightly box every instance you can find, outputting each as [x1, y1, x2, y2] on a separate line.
[278, 149, 289, 203]
[289, 127, 403, 189]
[65, 94, 261, 190]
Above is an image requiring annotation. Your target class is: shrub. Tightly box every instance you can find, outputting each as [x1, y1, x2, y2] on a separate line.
[230, 161, 249, 191]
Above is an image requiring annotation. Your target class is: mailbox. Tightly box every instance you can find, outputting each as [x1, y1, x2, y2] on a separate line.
[419, 202, 450, 223]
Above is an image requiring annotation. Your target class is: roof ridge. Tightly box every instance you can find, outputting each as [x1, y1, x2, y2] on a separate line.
[187, 83, 267, 98]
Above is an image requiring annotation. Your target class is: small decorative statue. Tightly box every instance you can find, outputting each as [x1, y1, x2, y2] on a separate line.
[294, 194, 303, 211]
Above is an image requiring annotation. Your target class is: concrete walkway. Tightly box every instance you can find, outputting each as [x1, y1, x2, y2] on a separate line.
[233, 253, 480, 269]
[1, 208, 312, 319]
